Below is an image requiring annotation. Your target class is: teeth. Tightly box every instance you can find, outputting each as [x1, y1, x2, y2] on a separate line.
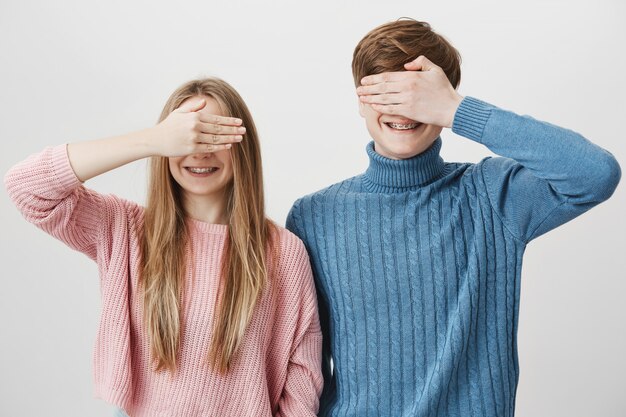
[387, 122, 419, 130]
[187, 167, 217, 174]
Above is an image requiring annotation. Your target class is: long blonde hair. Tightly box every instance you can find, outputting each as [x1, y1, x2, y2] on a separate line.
[141, 78, 274, 373]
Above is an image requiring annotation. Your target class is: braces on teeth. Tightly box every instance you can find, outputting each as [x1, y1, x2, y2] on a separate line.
[188, 167, 217, 173]
[387, 122, 419, 130]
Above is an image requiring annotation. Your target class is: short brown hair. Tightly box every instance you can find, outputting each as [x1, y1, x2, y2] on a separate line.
[352, 19, 461, 88]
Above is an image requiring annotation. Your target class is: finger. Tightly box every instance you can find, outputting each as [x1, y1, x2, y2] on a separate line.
[198, 113, 243, 126]
[359, 92, 405, 105]
[194, 143, 233, 154]
[199, 122, 246, 135]
[198, 133, 243, 145]
[176, 98, 206, 113]
[404, 55, 436, 71]
[361, 71, 411, 86]
[356, 81, 403, 96]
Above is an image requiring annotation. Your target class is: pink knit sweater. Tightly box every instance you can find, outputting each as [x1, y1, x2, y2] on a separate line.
[4, 145, 323, 416]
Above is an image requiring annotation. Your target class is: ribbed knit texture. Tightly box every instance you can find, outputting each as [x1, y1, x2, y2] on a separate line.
[286, 97, 621, 417]
[4, 145, 324, 417]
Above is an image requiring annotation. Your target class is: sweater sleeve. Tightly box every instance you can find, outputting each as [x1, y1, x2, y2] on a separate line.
[453, 97, 621, 243]
[4, 144, 112, 261]
[276, 235, 324, 417]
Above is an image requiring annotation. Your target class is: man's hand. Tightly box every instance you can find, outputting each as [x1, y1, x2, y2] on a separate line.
[356, 55, 464, 128]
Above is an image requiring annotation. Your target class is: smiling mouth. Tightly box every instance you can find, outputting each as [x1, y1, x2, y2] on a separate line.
[185, 167, 219, 174]
[385, 122, 422, 131]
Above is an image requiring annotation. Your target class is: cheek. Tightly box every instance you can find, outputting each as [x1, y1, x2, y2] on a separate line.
[167, 158, 186, 188]
[361, 105, 379, 121]
[426, 125, 444, 139]
[168, 157, 183, 172]
[224, 160, 234, 182]
[370, 112, 383, 126]
[215, 152, 234, 179]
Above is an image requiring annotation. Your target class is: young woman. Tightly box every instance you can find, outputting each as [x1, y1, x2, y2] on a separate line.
[5, 78, 323, 416]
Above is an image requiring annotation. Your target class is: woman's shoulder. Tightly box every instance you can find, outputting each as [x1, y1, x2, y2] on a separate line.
[269, 224, 313, 277]
[268, 223, 316, 300]
[271, 223, 309, 261]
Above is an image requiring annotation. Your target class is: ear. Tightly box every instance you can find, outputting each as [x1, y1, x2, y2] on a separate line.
[358, 100, 365, 118]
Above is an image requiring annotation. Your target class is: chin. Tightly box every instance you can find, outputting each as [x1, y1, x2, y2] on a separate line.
[376, 136, 436, 160]
[370, 122, 442, 160]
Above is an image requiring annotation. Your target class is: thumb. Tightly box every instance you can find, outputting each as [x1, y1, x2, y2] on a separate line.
[176, 97, 206, 113]
[404, 55, 436, 72]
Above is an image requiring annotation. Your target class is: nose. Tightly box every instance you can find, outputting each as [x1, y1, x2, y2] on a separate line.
[193, 151, 214, 159]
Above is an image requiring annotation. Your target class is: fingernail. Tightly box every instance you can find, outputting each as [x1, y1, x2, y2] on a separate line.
[235, 119, 242, 124]
[237, 135, 243, 141]
[226, 144, 232, 149]
[238, 127, 246, 133]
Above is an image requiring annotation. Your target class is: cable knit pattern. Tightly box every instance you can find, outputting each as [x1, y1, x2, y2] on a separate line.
[4, 145, 323, 417]
[286, 97, 621, 417]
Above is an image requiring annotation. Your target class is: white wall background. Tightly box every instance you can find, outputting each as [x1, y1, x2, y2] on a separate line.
[1, 1, 624, 416]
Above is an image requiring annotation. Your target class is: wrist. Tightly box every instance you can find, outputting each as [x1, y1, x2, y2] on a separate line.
[450, 97, 493, 143]
[444, 92, 464, 128]
[132, 127, 161, 158]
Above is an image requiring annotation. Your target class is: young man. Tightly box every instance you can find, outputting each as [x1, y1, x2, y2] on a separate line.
[286, 19, 621, 417]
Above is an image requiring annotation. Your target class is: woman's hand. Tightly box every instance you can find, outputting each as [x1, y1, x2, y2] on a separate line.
[150, 98, 246, 157]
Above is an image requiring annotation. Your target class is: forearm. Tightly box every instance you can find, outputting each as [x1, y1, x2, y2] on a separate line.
[278, 327, 323, 417]
[452, 97, 621, 202]
[67, 127, 158, 182]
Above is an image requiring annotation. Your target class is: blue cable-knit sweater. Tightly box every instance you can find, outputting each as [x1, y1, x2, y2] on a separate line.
[285, 97, 621, 417]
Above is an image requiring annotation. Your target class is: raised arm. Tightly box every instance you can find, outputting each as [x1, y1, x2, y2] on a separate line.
[356, 55, 621, 242]
[451, 96, 620, 241]
[4, 98, 245, 257]
[66, 98, 242, 181]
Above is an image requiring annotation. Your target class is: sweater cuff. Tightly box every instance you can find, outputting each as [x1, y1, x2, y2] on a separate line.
[49, 143, 83, 194]
[451, 96, 494, 144]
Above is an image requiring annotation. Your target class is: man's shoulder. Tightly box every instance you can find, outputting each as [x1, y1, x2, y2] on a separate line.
[286, 175, 362, 237]
[291, 175, 363, 209]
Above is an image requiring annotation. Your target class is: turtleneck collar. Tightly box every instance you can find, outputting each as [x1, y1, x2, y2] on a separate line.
[363, 137, 446, 193]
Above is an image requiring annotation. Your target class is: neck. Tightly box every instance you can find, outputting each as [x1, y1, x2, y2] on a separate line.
[183, 189, 229, 224]
[363, 137, 445, 193]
